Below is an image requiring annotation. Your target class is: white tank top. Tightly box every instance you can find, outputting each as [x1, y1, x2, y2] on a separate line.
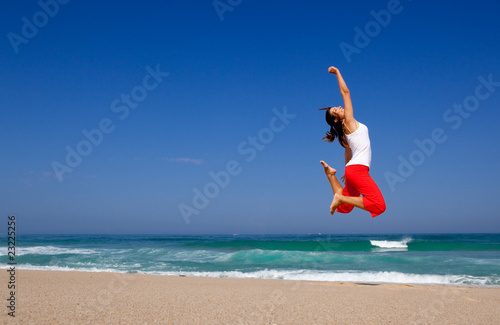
[345, 122, 371, 168]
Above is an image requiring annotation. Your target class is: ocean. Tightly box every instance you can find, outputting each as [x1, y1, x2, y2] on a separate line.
[2, 234, 500, 286]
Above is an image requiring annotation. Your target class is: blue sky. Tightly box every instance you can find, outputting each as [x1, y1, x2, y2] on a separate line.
[1, 0, 500, 234]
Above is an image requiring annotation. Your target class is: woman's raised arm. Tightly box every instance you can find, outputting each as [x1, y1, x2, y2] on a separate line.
[328, 66, 354, 124]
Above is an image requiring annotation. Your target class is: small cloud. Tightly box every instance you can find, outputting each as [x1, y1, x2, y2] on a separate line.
[38, 171, 59, 181]
[19, 177, 31, 184]
[19, 170, 37, 184]
[162, 157, 204, 165]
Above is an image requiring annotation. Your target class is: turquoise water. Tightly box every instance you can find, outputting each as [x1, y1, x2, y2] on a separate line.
[2, 234, 500, 286]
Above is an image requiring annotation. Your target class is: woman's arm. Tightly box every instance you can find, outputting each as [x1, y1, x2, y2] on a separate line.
[329, 66, 349, 95]
[344, 146, 352, 165]
[328, 66, 355, 125]
[340, 146, 352, 183]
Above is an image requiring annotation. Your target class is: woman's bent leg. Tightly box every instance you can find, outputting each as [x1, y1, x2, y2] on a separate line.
[320, 161, 344, 214]
[337, 195, 366, 210]
[336, 180, 358, 214]
[343, 165, 386, 217]
[320, 161, 343, 195]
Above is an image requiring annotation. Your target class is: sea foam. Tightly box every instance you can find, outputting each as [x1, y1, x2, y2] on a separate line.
[370, 238, 412, 250]
[138, 269, 500, 286]
[10, 246, 99, 256]
[2, 265, 498, 286]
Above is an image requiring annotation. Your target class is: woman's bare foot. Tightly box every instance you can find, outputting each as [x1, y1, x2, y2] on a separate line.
[320, 161, 336, 176]
[330, 193, 342, 215]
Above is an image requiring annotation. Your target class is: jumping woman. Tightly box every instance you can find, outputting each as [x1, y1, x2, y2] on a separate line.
[320, 66, 386, 217]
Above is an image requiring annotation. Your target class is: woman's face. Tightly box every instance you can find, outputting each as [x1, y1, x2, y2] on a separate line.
[330, 106, 344, 122]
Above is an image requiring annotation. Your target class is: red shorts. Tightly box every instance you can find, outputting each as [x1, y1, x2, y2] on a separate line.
[337, 165, 386, 217]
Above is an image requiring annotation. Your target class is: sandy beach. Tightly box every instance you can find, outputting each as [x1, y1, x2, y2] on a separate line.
[2, 269, 500, 324]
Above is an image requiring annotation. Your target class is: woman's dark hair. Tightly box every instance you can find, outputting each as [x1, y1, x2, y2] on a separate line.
[319, 107, 348, 148]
